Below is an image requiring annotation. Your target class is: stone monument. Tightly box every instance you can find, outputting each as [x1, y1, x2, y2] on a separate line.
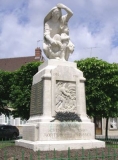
[16, 3, 105, 151]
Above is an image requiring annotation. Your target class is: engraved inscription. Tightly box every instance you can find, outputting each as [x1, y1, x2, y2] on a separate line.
[44, 132, 91, 139]
[43, 123, 92, 140]
[55, 81, 76, 112]
[30, 80, 43, 116]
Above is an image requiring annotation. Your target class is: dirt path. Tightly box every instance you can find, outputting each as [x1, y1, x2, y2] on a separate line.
[0, 146, 118, 160]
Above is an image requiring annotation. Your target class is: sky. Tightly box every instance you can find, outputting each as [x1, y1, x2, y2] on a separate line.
[0, 0, 118, 63]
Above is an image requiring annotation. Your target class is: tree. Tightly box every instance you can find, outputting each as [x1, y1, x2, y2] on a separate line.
[10, 61, 42, 120]
[76, 58, 118, 138]
[0, 70, 12, 116]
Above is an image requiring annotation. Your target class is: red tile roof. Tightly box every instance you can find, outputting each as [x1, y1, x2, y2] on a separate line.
[0, 56, 41, 72]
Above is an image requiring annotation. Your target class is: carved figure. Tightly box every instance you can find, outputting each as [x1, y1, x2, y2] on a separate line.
[43, 3, 74, 61]
[56, 81, 76, 112]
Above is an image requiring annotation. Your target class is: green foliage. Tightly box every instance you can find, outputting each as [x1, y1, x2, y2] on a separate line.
[1, 57, 118, 123]
[76, 57, 118, 118]
[10, 61, 42, 120]
[0, 70, 12, 116]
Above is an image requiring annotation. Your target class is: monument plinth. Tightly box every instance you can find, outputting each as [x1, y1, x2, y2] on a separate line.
[16, 3, 105, 151]
[16, 60, 105, 151]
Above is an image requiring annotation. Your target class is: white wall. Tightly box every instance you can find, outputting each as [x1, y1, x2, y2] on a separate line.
[0, 114, 26, 126]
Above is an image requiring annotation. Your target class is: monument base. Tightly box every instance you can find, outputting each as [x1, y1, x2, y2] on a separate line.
[16, 139, 105, 151]
[15, 121, 105, 151]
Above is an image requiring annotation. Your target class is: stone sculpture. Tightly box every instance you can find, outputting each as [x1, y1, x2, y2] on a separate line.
[43, 3, 74, 61]
[16, 4, 105, 151]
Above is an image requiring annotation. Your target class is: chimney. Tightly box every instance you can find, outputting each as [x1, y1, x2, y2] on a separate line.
[35, 47, 42, 59]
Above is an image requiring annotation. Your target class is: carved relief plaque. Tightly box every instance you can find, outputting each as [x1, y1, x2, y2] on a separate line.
[30, 80, 43, 116]
[55, 81, 76, 112]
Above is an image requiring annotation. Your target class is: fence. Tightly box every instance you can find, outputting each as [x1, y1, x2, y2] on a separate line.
[97, 136, 118, 148]
[45, 147, 118, 160]
[1, 138, 118, 159]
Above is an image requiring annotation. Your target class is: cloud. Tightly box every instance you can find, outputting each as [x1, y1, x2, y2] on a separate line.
[0, 0, 118, 63]
[69, 22, 114, 61]
[0, 12, 42, 58]
[108, 47, 118, 63]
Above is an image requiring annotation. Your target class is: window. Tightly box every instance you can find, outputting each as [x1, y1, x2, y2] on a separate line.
[5, 116, 8, 123]
[110, 118, 117, 129]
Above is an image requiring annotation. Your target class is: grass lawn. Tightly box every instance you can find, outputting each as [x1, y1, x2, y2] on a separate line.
[0, 140, 15, 149]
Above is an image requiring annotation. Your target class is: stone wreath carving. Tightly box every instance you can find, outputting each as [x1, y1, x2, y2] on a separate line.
[51, 111, 82, 122]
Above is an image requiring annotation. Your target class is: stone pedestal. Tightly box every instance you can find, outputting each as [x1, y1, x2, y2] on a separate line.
[16, 60, 105, 151]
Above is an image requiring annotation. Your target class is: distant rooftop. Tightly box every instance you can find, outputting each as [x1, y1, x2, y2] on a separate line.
[0, 48, 44, 72]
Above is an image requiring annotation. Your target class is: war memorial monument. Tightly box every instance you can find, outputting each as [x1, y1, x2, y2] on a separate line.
[16, 3, 105, 151]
